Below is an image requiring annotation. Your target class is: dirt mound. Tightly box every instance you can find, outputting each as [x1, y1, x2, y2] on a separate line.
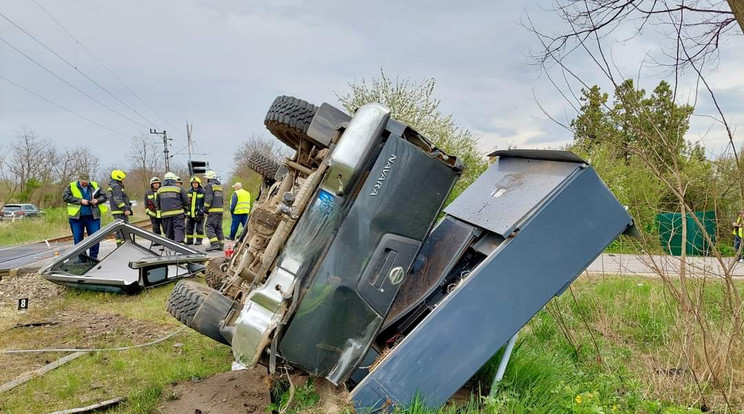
[53, 310, 173, 346]
[297, 375, 353, 414]
[159, 369, 271, 414]
[0, 272, 64, 312]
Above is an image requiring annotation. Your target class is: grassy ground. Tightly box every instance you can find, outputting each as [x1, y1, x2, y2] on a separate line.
[389, 276, 740, 414]
[2, 275, 738, 413]
[0, 283, 232, 414]
[275, 276, 740, 414]
[0, 207, 125, 246]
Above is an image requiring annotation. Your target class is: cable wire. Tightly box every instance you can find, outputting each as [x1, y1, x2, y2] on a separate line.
[0, 326, 187, 354]
[0, 73, 130, 138]
[0, 10, 159, 129]
[31, 0, 184, 135]
[0, 34, 150, 129]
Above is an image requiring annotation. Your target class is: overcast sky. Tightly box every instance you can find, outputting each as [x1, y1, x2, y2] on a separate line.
[1, 1, 742, 179]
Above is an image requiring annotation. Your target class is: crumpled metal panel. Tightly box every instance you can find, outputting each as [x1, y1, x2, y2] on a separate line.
[40, 220, 205, 293]
[381, 217, 478, 331]
[444, 157, 582, 237]
[279, 135, 459, 384]
[351, 165, 634, 410]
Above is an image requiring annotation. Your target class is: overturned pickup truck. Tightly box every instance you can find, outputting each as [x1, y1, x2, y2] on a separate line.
[167, 96, 634, 410]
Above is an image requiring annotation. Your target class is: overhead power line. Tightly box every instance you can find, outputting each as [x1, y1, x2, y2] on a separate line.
[32, 0, 183, 134]
[0, 73, 130, 138]
[0, 34, 150, 129]
[0, 10, 158, 129]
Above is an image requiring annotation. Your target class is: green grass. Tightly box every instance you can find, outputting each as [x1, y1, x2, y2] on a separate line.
[262, 277, 728, 414]
[0, 282, 232, 414]
[0, 206, 148, 245]
[3, 276, 740, 413]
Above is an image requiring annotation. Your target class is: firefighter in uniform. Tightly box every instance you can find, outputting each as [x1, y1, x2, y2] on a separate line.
[108, 169, 132, 245]
[186, 176, 206, 245]
[203, 170, 225, 251]
[144, 177, 162, 236]
[157, 172, 189, 243]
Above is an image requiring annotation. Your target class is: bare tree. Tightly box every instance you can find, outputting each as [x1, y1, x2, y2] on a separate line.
[233, 135, 291, 168]
[127, 134, 164, 199]
[533, 0, 742, 73]
[53, 146, 100, 186]
[7, 128, 56, 203]
[529, 0, 744, 410]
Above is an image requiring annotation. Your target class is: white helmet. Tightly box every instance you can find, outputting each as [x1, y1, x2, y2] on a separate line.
[204, 170, 218, 179]
[164, 172, 178, 180]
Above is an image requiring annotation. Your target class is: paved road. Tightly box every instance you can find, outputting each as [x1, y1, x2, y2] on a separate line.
[3, 235, 739, 279]
[0, 238, 228, 277]
[587, 253, 744, 278]
[0, 241, 73, 273]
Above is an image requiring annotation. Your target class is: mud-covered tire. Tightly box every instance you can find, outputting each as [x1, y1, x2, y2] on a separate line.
[205, 257, 229, 289]
[167, 281, 212, 326]
[247, 151, 281, 179]
[264, 96, 318, 150]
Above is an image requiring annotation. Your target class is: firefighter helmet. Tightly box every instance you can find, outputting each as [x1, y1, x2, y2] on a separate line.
[164, 172, 178, 181]
[190, 176, 202, 184]
[111, 169, 126, 181]
[149, 177, 161, 185]
[204, 170, 217, 179]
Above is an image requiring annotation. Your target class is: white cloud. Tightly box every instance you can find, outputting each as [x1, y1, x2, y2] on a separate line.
[1, 0, 743, 181]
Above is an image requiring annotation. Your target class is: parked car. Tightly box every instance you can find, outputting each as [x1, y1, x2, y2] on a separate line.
[1, 203, 44, 220]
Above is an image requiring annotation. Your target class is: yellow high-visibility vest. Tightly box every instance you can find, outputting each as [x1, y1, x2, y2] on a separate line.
[67, 181, 108, 216]
[734, 216, 743, 238]
[234, 189, 252, 214]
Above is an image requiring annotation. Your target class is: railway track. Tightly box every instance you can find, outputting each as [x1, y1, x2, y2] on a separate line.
[0, 219, 153, 276]
[43, 219, 152, 243]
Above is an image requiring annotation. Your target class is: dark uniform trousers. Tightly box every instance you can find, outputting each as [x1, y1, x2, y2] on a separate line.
[206, 213, 224, 245]
[150, 216, 162, 236]
[162, 214, 186, 243]
[186, 216, 204, 244]
[113, 214, 129, 243]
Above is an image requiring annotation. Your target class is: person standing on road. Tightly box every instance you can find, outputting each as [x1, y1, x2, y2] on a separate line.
[63, 172, 108, 259]
[203, 170, 225, 251]
[733, 211, 744, 262]
[144, 177, 163, 237]
[157, 172, 189, 243]
[186, 176, 206, 245]
[108, 169, 132, 245]
[228, 182, 251, 241]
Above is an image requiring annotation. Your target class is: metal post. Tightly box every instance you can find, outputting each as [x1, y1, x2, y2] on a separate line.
[490, 332, 518, 395]
[186, 122, 193, 163]
[149, 129, 170, 171]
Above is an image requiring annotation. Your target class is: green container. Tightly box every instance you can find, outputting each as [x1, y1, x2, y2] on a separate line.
[656, 211, 716, 256]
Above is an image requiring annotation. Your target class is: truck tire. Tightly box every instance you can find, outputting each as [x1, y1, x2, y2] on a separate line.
[247, 151, 281, 179]
[205, 257, 229, 289]
[264, 96, 318, 150]
[167, 280, 211, 327]
[167, 280, 232, 345]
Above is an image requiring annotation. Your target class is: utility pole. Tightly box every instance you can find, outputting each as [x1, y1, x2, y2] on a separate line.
[186, 122, 193, 162]
[149, 129, 170, 171]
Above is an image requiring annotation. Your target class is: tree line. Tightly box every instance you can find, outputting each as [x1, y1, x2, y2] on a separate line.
[0, 131, 190, 208]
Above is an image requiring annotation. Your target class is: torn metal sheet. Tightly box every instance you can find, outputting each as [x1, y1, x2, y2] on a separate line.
[40, 220, 207, 293]
[351, 158, 634, 411]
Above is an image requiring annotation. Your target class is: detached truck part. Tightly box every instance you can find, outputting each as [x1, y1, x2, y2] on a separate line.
[167, 96, 634, 411]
